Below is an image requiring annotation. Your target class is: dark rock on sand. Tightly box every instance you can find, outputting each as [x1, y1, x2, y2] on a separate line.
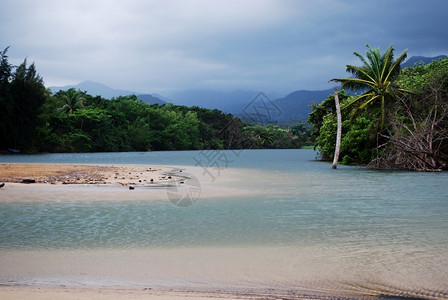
[22, 179, 36, 184]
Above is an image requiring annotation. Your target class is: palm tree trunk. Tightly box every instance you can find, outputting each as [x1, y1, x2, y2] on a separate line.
[332, 87, 342, 169]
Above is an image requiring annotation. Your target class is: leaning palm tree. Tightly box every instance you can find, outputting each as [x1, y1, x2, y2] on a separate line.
[332, 87, 342, 169]
[58, 88, 85, 114]
[331, 44, 410, 129]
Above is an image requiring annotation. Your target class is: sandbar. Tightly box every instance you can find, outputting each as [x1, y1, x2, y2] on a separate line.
[0, 163, 260, 202]
[0, 285, 273, 300]
[0, 163, 172, 186]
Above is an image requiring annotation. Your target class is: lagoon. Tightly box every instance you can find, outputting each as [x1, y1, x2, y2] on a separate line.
[0, 149, 447, 298]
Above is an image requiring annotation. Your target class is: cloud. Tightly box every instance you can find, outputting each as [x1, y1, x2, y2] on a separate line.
[1, 0, 447, 95]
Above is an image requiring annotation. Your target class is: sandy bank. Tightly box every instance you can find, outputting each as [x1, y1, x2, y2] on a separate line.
[0, 163, 171, 186]
[0, 286, 266, 300]
[0, 163, 262, 203]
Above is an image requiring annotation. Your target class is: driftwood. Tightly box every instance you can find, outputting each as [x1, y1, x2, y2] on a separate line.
[369, 83, 448, 171]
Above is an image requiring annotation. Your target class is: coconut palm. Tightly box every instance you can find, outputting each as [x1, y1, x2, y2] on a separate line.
[331, 44, 410, 129]
[332, 87, 342, 169]
[58, 88, 85, 114]
[291, 123, 306, 136]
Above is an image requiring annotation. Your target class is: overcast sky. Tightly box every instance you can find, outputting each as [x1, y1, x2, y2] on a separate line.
[1, 0, 447, 96]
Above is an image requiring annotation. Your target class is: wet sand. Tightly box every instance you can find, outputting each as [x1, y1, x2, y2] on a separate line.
[0, 286, 267, 300]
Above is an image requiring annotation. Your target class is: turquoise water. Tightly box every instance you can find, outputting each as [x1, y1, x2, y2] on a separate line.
[1, 187, 447, 250]
[1, 149, 447, 298]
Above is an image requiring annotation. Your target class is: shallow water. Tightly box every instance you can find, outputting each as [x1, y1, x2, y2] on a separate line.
[1, 149, 447, 298]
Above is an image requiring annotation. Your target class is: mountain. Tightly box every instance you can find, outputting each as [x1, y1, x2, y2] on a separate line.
[402, 55, 446, 68]
[49, 80, 135, 99]
[136, 94, 167, 105]
[49, 80, 167, 105]
[166, 89, 261, 112]
[271, 89, 334, 122]
[165, 88, 333, 123]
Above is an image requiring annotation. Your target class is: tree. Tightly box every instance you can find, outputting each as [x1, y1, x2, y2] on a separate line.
[57, 88, 86, 114]
[0, 47, 12, 150]
[308, 90, 350, 140]
[308, 90, 350, 158]
[311, 92, 376, 164]
[332, 87, 342, 169]
[0, 47, 11, 86]
[371, 57, 448, 170]
[291, 123, 306, 136]
[331, 44, 409, 129]
[0, 51, 48, 151]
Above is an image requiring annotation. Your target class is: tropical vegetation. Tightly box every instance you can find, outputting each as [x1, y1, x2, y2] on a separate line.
[309, 45, 447, 170]
[0, 47, 308, 153]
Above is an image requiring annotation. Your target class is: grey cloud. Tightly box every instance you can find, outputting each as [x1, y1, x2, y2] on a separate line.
[1, 0, 447, 95]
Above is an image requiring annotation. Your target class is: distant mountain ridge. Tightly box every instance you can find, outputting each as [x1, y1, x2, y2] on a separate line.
[165, 89, 262, 112]
[402, 55, 446, 68]
[48, 80, 167, 105]
[48, 55, 445, 122]
[49, 80, 135, 99]
[270, 89, 335, 122]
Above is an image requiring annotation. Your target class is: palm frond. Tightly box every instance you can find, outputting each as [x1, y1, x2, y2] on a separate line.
[345, 64, 376, 83]
[359, 94, 381, 110]
[341, 93, 375, 110]
[331, 77, 376, 90]
[353, 51, 371, 70]
[379, 45, 394, 80]
[331, 44, 409, 130]
[397, 87, 415, 94]
[384, 49, 407, 83]
[365, 46, 382, 80]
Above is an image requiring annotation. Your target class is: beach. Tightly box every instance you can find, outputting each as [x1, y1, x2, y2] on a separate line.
[0, 286, 272, 300]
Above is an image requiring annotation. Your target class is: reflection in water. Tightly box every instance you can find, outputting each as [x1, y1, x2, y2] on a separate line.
[0, 149, 447, 298]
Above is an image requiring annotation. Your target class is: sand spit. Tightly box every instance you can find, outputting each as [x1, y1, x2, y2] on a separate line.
[0, 285, 280, 300]
[0, 163, 173, 186]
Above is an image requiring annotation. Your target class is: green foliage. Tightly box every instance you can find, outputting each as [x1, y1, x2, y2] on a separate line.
[290, 122, 314, 147]
[315, 114, 337, 159]
[397, 56, 448, 93]
[310, 90, 376, 163]
[0, 48, 312, 153]
[57, 88, 86, 114]
[311, 47, 447, 169]
[241, 125, 299, 149]
[377, 56, 448, 170]
[331, 44, 409, 129]
[314, 113, 375, 163]
[308, 90, 350, 140]
[0, 48, 48, 151]
[340, 117, 375, 164]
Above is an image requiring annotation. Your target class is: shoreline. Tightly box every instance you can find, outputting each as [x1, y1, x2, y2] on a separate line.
[0, 285, 290, 300]
[2, 283, 434, 300]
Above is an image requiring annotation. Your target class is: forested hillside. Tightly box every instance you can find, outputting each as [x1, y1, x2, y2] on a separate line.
[0, 48, 309, 153]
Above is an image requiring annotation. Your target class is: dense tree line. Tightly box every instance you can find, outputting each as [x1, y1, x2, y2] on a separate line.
[0, 48, 307, 153]
[309, 45, 447, 170]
